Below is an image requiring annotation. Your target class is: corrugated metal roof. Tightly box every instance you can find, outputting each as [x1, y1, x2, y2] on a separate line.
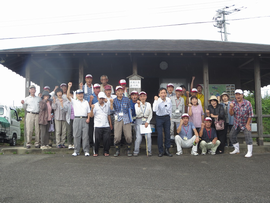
[1, 39, 270, 53]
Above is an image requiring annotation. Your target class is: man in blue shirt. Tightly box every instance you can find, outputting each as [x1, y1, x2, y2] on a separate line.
[153, 88, 172, 157]
[199, 117, 220, 155]
[81, 74, 94, 102]
[175, 113, 199, 156]
[130, 90, 138, 122]
[110, 86, 132, 157]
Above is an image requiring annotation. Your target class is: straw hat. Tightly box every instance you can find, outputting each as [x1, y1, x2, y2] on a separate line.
[208, 95, 218, 104]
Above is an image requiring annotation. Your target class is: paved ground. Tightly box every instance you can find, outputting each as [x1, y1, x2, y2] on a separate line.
[0, 153, 270, 203]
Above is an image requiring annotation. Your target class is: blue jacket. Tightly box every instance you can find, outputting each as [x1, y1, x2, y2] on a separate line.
[221, 101, 234, 125]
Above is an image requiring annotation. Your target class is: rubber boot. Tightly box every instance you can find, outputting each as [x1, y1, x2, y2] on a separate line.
[245, 145, 253, 158]
[230, 143, 240, 154]
[114, 145, 120, 157]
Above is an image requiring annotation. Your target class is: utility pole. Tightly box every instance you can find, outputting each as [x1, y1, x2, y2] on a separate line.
[213, 5, 244, 41]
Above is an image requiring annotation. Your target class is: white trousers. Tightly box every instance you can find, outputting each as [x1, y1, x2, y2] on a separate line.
[175, 135, 197, 154]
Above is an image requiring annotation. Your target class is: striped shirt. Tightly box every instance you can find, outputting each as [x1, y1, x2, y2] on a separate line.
[113, 96, 131, 124]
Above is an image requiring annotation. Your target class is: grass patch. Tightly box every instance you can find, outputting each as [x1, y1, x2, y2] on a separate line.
[0, 152, 3, 155]
[13, 151, 17, 154]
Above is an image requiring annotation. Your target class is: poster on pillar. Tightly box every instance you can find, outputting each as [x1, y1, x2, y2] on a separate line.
[200, 84, 235, 100]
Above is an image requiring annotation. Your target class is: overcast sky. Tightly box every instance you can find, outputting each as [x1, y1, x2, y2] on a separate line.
[0, 0, 269, 106]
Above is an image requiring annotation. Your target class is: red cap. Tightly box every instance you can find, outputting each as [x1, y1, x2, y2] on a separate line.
[119, 79, 126, 85]
[85, 74, 93, 78]
[115, 86, 123, 91]
[104, 85, 111, 90]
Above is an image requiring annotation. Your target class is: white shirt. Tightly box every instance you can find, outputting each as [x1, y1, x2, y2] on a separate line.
[71, 98, 90, 117]
[135, 102, 153, 124]
[153, 97, 172, 117]
[23, 95, 41, 113]
[93, 102, 110, 128]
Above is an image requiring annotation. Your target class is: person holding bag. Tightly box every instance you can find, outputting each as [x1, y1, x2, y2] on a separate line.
[206, 95, 225, 154]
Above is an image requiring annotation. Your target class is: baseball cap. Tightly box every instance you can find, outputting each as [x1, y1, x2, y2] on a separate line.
[119, 79, 126, 85]
[104, 85, 111, 90]
[76, 89, 84, 94]
[98, 92, 106, 99]
[175, 87, 183, 91]
[191, 88, 198, 93]
[60, 83, 67, 87]
[130, 90, 138, 95]
[93, 83, 101, 88]
[29, 85, 36, 89]
[85, 74, 93, 78]
[115, 86, 123, 91]
[167, 83, 174, 88]
[204, 117, 212, 121]
[139, 91, 147, 95]
[235, 89, 243, 94]
[196, 84, 203, 89]
[181, 113, 189, 118]
[43, 86, 50, 90]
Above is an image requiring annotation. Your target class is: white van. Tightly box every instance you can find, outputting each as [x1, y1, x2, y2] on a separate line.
[0, 105, 22, 146]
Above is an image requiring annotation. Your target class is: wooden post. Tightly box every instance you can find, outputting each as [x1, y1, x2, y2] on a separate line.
[254, 57, 264, 146]
[203, 57, 209, 111]
[132, 57, 138, 75]
[79, 58, 84, 89]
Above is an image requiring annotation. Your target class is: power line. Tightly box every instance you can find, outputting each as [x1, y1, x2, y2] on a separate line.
[0, 15, 269, 41]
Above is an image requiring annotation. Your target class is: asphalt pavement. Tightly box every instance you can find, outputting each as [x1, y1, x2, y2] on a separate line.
[0, 153, 270, 203]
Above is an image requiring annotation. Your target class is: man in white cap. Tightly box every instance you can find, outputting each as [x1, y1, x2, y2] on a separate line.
[90, 92, 113, 157]
[188, 88, 202, 106]
[175, 113, 199, 155]
[119, 79, 129, 97]
[110, 86, 132, 157]
[167, 83, 175, 98]
[170, 87, 185, 142]
[80, 74, 94, 102]
[100, 75, 114, 94]
[229, 89, 254, 158]
[21, 85, 41, 148]
[199, 117, 220, 155]
[67, 82, 91, 157]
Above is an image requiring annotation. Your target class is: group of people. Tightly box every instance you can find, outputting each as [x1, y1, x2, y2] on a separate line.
[21, 75, 254, 158]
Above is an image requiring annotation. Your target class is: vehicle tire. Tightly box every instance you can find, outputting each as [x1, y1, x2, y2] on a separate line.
[10, 135, 17, 146]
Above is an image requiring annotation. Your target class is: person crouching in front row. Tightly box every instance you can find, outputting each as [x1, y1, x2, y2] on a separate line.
[175, 113, 199, 156]
[199, 117, 220, 155]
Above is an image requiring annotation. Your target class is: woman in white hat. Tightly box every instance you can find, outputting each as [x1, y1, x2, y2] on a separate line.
[206, 95, 225, 154]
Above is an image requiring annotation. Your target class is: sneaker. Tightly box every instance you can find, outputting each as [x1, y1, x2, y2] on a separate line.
[127, 150, 132, 157]
[57, 145, 62, 148]
[26, 145, 31, 149]
[68, 145, 73, 150]
[148, 152, 152, 157]
[85, 152, 90, 157]
[114, 150, 120, 157]
[210, 151, 216, 155]
[46, 145, 52, 149]
[176, 151, 183, 156]
[72, 152, 79, 156]
[40, 146, 47, 150]
[61, 145, 66, 148]
[133, 153, 138, 157]
[191, 151, 199, 156]
[35, 145, 40, 148]
[201, 152, 206, 155]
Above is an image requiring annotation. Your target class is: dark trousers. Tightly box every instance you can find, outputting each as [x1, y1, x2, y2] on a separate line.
[88, 117, 94, 147]
[217, 128, 226, 152]
[95, 127, 111, 154]
[156, 115, 171, 153]
[224, 123, 233, 145]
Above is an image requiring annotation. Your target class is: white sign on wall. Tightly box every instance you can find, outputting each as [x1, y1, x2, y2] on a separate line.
[129, 80, 141, 88]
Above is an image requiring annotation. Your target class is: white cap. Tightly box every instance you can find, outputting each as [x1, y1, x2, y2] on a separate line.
[85, 74, 92, 78]
[167, 83, 174, 88]
[191, 88, 198, 93]
[204, 117, 212, 121]
[76, 89, 84, 94]
[235, 89, 243, 94]
[60, 83, 67, 87]
[119, 79, 126, 85]
[43, 86, 50, 90]
[98, 92, 106, 99]
[115, 86, 123, 91]
[93, 83, 101, 88]
[175, 87, 183, 91]
[130, 90, 138, 95]
[139, 91, 147, 95]
[181, 113, 189, 118]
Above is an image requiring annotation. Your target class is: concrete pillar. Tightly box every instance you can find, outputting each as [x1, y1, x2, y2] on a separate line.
[254, 57, 264, 146]
[79, 58, 84, 89]
[203, 57, 209, 111]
